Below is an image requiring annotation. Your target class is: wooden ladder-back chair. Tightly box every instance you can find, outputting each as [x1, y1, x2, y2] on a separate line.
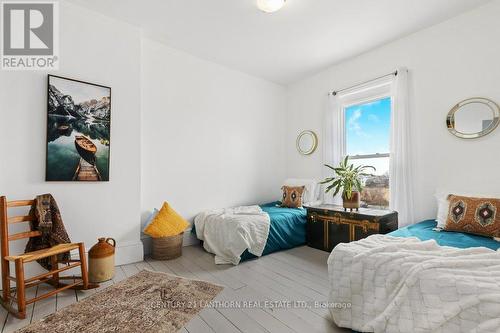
[0, 196, 94, 319]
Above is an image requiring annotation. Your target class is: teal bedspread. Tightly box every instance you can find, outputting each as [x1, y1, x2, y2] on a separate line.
[240, 202, 307, 261]
[389, 220, 500, 251]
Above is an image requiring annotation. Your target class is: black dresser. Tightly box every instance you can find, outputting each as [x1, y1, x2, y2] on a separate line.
[305, 204, 398, 252]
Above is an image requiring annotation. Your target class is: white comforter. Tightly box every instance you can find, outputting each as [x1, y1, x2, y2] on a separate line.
[194, 206, 270, 265]
[328, 235, 500, 333]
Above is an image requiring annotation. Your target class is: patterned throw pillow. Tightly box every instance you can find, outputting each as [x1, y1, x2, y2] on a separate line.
[281, 186, 305, 208]
[444, 194, 500, 238]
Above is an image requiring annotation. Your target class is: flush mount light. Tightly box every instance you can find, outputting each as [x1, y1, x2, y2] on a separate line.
[257, 0, 286, 13]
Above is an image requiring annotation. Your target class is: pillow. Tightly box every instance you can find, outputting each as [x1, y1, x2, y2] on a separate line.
[281, 186, 305, 208]
[142, 208, 159, 232]
[314, 183, 322, 202]
[283, 179, 317, 204]
[444, 194, 500, 238]
[435, 191, 498, 229]
[144, 202, 189, 238]
[435, 192, 450, 229]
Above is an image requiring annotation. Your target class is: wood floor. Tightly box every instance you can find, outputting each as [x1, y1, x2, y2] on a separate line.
[0, 245, 349, 333]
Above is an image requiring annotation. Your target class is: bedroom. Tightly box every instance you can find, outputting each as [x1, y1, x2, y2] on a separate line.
[0, 0, 499, 332]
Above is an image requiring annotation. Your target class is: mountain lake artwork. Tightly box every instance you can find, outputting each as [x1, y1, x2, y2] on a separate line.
[46, 75, 111, 181]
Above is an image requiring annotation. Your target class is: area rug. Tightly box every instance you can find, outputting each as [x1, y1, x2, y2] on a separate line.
[16, 270, 223, 333]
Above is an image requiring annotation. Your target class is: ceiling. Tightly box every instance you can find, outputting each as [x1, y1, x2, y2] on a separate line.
[68, 0, 492, 85]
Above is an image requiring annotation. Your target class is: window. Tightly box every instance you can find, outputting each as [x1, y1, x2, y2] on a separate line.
[344, 96, 391, 208]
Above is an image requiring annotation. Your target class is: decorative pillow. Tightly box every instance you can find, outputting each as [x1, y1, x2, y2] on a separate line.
[144, 202, 189, 238]
[283, 179, 317, 204]
[281, 186, 305, 208]
[436, 191, 498, 229]
[444, 194, 500, 238]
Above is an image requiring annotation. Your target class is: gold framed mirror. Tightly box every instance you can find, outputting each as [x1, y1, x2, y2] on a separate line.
[447, 98, 500, 139]
[296, 130, 318, 155]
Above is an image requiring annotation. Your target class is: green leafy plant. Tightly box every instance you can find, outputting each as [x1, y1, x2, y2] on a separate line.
[320, 156, 376, 200]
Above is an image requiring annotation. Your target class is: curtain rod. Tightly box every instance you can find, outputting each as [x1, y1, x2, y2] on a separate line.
[330, 70, 398, 96]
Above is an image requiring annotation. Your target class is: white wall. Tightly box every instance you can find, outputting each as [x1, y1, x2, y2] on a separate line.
[0, 2, 143, 273]
[141, 38, 287, 251]
[285, 0, 500, 223]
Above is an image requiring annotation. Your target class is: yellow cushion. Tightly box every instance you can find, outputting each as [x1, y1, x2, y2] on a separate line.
[144, 202, 189, 238]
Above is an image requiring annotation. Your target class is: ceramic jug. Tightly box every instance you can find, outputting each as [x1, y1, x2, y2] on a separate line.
[88, 238, 116, 283]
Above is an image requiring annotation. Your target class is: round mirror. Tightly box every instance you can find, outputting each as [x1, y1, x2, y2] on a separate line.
[296, 130, 318, 155]
[447, 98, 500, 139]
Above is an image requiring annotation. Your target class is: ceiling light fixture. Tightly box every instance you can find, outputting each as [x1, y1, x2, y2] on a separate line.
[257, 0, 286, 13]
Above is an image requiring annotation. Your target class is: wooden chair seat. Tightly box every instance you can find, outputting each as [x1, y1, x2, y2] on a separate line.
[5, 243, 80, 263]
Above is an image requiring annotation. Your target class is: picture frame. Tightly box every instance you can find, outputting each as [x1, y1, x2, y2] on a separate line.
[46, 75, 111, 181]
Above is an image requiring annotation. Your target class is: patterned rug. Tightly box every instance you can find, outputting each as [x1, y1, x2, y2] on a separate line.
[17, 270, 223, 333]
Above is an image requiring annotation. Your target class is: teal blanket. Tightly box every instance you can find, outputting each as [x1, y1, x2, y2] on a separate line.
[389, 220, 500, 251]
[240, 202, 307, 260]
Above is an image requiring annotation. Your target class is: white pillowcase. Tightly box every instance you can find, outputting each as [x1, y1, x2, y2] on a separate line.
[283, 178, 319, 205]
[142, 208, 159, 232]
[435, 192, 449, 229]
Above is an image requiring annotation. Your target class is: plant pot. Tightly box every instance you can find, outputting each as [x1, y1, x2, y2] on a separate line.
[342, 191, 360, 211]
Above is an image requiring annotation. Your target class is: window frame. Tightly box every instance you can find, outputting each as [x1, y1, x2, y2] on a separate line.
[339, 88, 393, 209]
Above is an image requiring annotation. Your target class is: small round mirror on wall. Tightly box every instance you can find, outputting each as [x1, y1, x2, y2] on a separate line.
[296, 130, 318, 155]
[447, 98, 500, 139]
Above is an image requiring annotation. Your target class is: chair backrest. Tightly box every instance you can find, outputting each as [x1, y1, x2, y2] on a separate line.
[0, 196, 41, 259]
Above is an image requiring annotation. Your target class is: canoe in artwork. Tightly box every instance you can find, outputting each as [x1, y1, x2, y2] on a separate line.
[74, 135, 97, 165]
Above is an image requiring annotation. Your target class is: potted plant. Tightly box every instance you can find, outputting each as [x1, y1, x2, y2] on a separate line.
[320, 156, 376, 211]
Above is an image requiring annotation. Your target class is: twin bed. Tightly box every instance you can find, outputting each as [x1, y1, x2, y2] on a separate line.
[193, 178, 319, 264]
[329, 220, 500, 333]
[193, 201, 308, 264]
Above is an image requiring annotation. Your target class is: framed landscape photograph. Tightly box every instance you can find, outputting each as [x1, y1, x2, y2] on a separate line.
[46, 75, 111, 181]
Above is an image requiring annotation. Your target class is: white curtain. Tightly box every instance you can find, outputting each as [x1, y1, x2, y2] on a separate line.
[322, 93, 344, 205]
[390, 68, 415, 227]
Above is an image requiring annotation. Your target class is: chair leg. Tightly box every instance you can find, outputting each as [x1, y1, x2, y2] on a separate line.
[2, 259, 10, 303]
[78, 243, 89, 289]
[50, 255, 59, 287]
[14, 259, 26, 319]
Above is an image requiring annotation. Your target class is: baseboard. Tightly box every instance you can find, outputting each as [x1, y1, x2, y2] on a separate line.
[114, 240, 144, 265]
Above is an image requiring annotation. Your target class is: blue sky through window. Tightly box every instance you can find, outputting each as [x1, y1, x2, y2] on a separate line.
[345, 97, 391, 156]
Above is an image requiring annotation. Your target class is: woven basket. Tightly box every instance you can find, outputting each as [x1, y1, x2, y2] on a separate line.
[152, 232, 184, 260]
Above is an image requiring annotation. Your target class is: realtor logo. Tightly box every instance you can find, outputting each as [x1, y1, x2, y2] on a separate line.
[1, 1, 59, 70]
